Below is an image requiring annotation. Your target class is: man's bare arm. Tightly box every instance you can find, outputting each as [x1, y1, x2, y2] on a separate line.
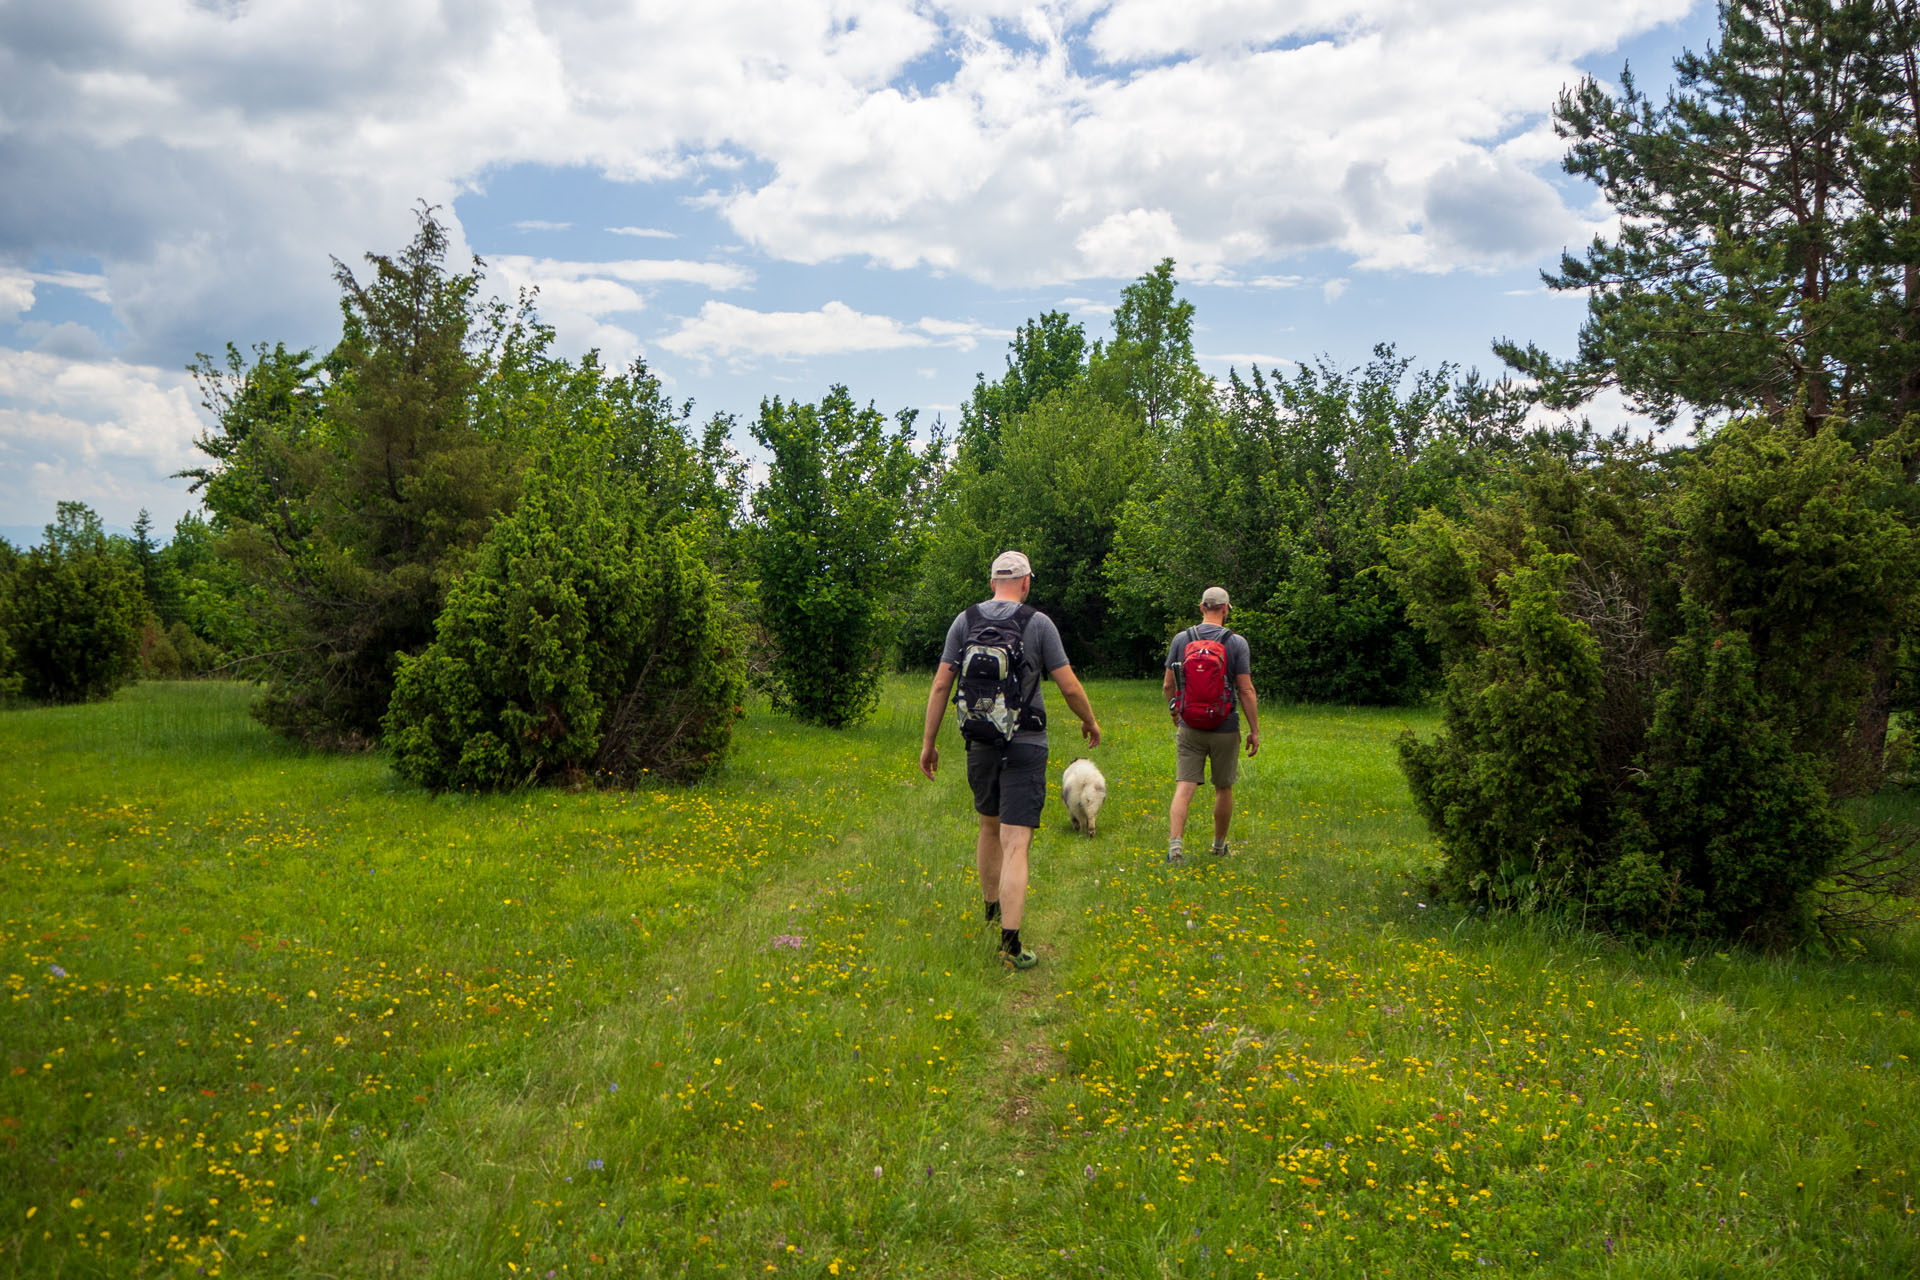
[1049, 665, 1102, 747]
[1235, 672, 1260, 757]
[920, 665, 956, 779]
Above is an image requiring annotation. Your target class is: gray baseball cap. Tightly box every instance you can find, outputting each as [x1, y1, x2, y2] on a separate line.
[991, 550, 1033, 579]
[1201, 586, 1231, 609]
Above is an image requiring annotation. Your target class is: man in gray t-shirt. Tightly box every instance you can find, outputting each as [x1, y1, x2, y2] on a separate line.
[1163, 586, 1260, 865]
[920, 550, 1101, 971]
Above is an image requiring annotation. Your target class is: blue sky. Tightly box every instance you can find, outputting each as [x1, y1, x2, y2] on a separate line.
[0, 0, 1721, 546]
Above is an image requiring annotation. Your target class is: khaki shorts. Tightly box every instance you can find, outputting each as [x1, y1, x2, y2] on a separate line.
[1175, 725, 1240, 787]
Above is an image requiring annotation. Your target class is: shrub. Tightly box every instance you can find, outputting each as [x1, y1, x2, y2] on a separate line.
[6, 503, 145, 704]
[1395, 416, 1919, 945]
[1397, 538, 1608, 912]
[0, 539, 20, 702]
[385, 470, 744, 791]
[750, 386, 933, 727]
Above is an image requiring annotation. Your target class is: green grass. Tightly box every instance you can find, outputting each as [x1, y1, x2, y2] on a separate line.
[2, 677, 1916, 1278]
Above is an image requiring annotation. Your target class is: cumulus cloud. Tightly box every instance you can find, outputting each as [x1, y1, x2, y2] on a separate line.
[487, 255, 753, 291]
[0, 349, 206, 530]
[657, 300, 1012, 365]
[913, 316, 1015, 352]
[0, 1, 1686, 336]
[1200, 351, 1299, 371]
[0, 0, 1695, 522]
[658, 300, 930, 363]
[0, 270, 31, 323]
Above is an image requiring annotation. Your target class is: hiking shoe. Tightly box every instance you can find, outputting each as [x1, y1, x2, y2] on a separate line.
[1211, 841, 1230, 858]
[1001, 945, 1038, 971]
[1166, 846, 1186, 866]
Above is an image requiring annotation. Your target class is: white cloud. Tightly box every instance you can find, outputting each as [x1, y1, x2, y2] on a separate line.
[513, 219, 573, 231]
[656, 301, 1012, 364]
[0, 272, 32, 323]
[0, 0, 1687, 325]
[487, 255, 753, 290]
[0, 268, 117, 323]
[658, 300, 930, 362]
[481, 253, 757, 367]
[32, 269, 115, 304]
[1199, 351, 1299, 371]
[1323, 277, 1349, 302]
[607, 226, 677, 239]
[0, 349, 206, 530]
[0, 0, 1701, 520]
[913, 316, 1015, 351]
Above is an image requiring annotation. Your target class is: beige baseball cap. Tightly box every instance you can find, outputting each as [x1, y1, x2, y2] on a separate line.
[990, 550, 1034, 579]
[1201, 586, 1231, 609]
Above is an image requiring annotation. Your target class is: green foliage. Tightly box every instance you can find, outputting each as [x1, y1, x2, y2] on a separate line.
[1396, 415, 1920, 944]
[385, 464, 745, 791]
[1087, 258, 1215, 433]
[1614, 610, 1852, 942]
[1111, 346, 1524, 701]
[0, 538, 20, 702]
[906, 384, 1154, 673]
[750, 386, 935, 727]
[956, 310, 1087, 470]
[196, 208, 541, 746]
[1498, 0, 1920, 438]
[126, 509, 182, 627]
[181, 340, 330, 530]
[2, 502, 145, 704]
[1398, 539, 1607, 911]
[1670, 412, 1920, 786]
[157, 512, 264, 665]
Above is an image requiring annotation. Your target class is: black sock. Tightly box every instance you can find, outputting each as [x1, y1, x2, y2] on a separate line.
[984, 899, 1000, 922]
[1001, 927, 1021, 954]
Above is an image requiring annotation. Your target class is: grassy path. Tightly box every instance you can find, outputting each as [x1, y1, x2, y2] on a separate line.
[2, 679, 1917, 1277]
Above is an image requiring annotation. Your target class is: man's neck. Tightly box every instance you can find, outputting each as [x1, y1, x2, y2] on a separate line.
[989, 586, 1027, 604]
[1201, 611, 1228, 626]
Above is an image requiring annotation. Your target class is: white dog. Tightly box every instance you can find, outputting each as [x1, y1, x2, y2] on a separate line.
[1061, 757, 1107, 837]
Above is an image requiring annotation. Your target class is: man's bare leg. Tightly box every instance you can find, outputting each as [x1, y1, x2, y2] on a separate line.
[996, 824, 1033, 929]
[977, 815, 1002, 914]
[1168, 779, 1200, 862]
[1214, 785, 1234, 843]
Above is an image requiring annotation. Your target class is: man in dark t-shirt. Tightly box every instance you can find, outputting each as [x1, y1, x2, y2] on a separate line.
[1163, 586, 1259, 864]
[920, 550, 1102, 970]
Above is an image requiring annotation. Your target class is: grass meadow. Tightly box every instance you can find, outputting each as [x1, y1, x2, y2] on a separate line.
[2, 677, 1916, 1278]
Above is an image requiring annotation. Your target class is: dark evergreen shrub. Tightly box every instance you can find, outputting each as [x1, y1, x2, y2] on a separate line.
[6, 503, 145, 704]
[0, 539, 21, 702]
[1397, 539, 1608, 911]
[385, 471, 744, 791]
[1394, 416, 1919, 945]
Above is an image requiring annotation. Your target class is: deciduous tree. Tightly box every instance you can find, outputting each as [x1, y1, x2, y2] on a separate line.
[751, 387, 936, 727]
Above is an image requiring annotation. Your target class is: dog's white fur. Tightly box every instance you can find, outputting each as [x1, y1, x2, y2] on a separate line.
[1061, 757, 1107, 836]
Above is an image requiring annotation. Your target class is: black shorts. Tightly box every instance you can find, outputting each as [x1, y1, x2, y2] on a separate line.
[965, 741, 1048, 828]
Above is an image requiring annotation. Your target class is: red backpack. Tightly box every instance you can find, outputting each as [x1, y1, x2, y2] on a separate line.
[1175, 628, 1234, 729]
